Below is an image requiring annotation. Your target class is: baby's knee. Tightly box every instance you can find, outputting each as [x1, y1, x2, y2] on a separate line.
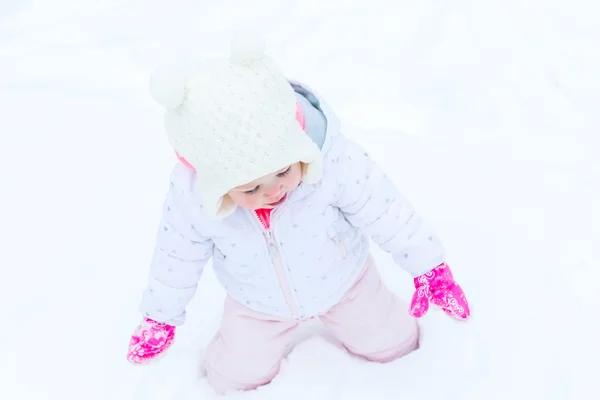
[348, 319, 420, 363]
[204, 362, 280, 394]
[202, 335, 283, 394]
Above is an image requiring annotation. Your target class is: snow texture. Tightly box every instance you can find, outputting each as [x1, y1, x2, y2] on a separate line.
[1, 1, 599, 399]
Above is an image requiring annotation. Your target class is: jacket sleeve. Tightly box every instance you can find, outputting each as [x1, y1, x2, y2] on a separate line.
[139, 164, 214, 326]
[332, 136, 446, 277]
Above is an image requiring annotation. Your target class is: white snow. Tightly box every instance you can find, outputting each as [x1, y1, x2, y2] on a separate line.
[1, 1, 599, 399]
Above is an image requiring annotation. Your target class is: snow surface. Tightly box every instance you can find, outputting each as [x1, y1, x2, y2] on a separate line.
[1, 1, 599, 399]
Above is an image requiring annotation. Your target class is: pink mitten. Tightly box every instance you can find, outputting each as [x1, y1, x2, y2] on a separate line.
[127, 318, 176, 364]
[409, 263, 470, 320]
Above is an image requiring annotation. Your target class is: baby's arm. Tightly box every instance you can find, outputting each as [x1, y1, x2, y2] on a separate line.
[139, 164, 213, 326]
[333, 136, 445, 277]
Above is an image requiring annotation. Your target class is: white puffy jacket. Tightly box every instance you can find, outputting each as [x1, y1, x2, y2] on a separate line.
[139, 82, 446, 325]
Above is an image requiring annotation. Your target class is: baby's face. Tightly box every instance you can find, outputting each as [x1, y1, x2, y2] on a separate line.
[227, 162, 302, 210]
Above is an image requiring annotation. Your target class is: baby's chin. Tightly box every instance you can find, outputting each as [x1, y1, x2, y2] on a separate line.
[259, 193, 288, 209]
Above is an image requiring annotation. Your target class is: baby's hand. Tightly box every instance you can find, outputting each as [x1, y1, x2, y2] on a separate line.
[409, 263, 470, 320]
[127, 318, 176, 364]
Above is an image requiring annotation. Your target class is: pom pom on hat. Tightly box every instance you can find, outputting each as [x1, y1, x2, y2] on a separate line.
[149, 64, 187, 109]
[230, 29, 266, 64]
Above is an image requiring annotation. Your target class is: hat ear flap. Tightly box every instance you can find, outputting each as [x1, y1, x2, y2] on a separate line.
[215, 194, 237, 218]
[300, 155, 323, 184]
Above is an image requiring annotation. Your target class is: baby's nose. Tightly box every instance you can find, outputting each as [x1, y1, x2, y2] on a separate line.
[264, 184, 283, 198]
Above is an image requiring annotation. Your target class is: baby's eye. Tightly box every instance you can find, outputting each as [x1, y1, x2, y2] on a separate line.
[244, 186, 260, 195]
[277, 166, 292, 177]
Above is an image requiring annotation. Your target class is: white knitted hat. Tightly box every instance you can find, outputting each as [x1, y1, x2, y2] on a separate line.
[149, 32, 323, 219]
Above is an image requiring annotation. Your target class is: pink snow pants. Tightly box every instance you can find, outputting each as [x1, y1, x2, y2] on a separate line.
[201, 256, 419, 394]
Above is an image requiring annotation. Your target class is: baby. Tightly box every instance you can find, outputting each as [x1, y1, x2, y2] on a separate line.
[127, 32, 470, 394]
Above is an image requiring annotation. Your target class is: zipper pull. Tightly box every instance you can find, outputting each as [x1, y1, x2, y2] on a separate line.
[332, 235, 348, 259]
[265, 230, 275, 246]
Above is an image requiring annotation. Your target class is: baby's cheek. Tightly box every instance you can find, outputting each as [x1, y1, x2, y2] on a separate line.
[228, 192, 252, 210]
[239, 197, 258, 210]
[249, 197, 263, 209]
[285, 164, 303, 189]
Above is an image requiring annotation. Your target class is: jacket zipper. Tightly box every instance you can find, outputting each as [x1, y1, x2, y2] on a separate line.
[253, 210, 301, 319]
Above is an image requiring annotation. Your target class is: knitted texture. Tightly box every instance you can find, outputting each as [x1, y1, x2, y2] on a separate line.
[173, 101, 307, 173]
